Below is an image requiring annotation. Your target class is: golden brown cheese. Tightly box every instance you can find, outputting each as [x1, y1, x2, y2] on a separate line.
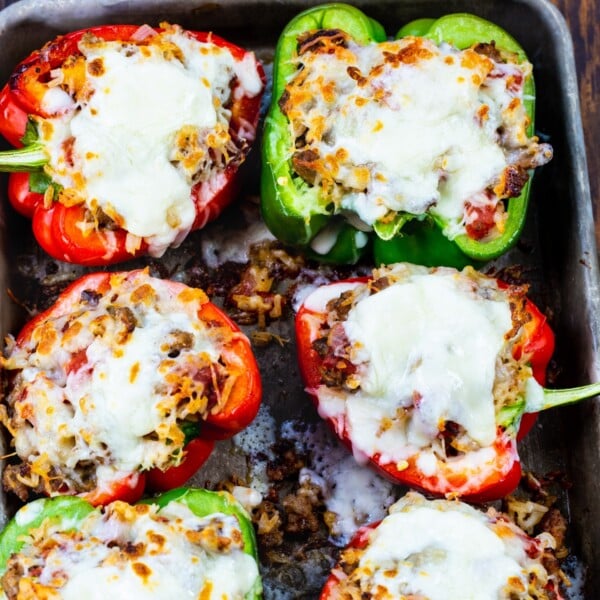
[0, 271, 239, 498]
[0, 500, 258, 600]
[282, 31, 552, 241]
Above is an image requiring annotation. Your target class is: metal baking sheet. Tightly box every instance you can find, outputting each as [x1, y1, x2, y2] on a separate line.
[0, 0, 598, 598]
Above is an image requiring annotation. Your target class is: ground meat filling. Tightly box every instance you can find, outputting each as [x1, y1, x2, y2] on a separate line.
[312, 266, 534, 461]
[281, 29, 553, 241]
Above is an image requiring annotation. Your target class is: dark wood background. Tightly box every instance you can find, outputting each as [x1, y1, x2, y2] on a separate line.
[549, 0, 599, 239]
[0, 0, 597, 245]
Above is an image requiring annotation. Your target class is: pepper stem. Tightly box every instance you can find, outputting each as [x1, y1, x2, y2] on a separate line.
[541, 381, 600, 411]
[0, 143, 48, 172]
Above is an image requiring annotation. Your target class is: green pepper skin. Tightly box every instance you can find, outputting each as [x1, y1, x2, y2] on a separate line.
[261, 3, 386, 264]
[0, 488, 262, 599]
[373, 220, 477, 269]
[262, 4, 540, 267]
[0, 496, 95, 570]
[405, 13, 535, 263]
[146, 487, 261, 578]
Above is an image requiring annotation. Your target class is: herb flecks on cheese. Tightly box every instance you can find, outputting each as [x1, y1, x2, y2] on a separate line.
[0, 500, 259, 600]
[281, 31, 552, 240]
[40, 24, 263, 257]
[0, 271, 240, 498]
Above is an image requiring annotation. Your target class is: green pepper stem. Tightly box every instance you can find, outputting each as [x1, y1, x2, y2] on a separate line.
[0, 143, 48, 172]
[541, 382, 600, 411]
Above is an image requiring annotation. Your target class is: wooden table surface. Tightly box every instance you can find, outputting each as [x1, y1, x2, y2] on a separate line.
[550, 0, 600, 242]
[0, 0, 597, 244]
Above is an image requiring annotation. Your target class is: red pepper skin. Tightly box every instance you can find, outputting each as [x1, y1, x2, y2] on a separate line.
[319, 523, 376, 600]
[373, 431, 522, 504]
[8, 270, 262, 504]
[79, 473, 147, 507]
[198, 296, 263, 440]
[8, 26, 143, 117]
[1, 77, 148, 265]
[0, 84, 28, 147]
[500, 282, 555, 440]
[496, 281, 555, 387]
[31, 202, 148, 266]
[295, 274, 553, 502]
[7, 171, 39, 218]
[145, 437, 216, 492]
[0, 26, 265, 266]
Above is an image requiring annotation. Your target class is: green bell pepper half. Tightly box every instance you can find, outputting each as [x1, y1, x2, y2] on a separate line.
[381, 12, 536, 265]
[261, 4, 540, 267]
[261, 3, 386, 264]
[0, 488, 262, 599]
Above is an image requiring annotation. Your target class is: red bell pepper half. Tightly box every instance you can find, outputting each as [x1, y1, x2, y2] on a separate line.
[0, 24, 265, 265]
[0, 270, 262, 505]
[320, 492, 565, 599]
[295, 263, 600, 502]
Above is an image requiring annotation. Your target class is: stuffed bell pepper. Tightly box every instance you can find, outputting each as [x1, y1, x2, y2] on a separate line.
[0, 487, 262, 599]
[261, 4, 552, 266]
[320, 491, 565, 599]
[295, 262, 600, 502]
[0, 23, 265, 265]
[0, 270, 262, 505]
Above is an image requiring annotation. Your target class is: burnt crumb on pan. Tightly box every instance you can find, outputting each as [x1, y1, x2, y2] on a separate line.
[281, 481, 323, 536]
[210, 437, 338, 588]
[250, 330, 289, 347]
[6, 200, 365, 346]
[254, 483, 337, 591]
[189, 260, 247, 298]
[486, 263, 530, 284]
[541, 508, 568, 559]
[249, 438, 339, 586]
[255, 500, 285, 548]
[267, 439, 306, 482]
[502, 469, 573, 588]
[225, 241, 304, 328]
[1, 464, 38, 502]
[522, 470, 574, 500]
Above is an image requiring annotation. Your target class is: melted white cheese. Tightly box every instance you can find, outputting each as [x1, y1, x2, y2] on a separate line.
[8, 272, 225, 492]
[315, 268, 512, 464]
[233, 403, 278, 495]
[84, 309, 218, 470]
[13, 501, 258, 599]
[282, 419, 395, 544]
[41, 29, 262, 256]
[355, 493, 543, 599]
[290, 37, 529, 236]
